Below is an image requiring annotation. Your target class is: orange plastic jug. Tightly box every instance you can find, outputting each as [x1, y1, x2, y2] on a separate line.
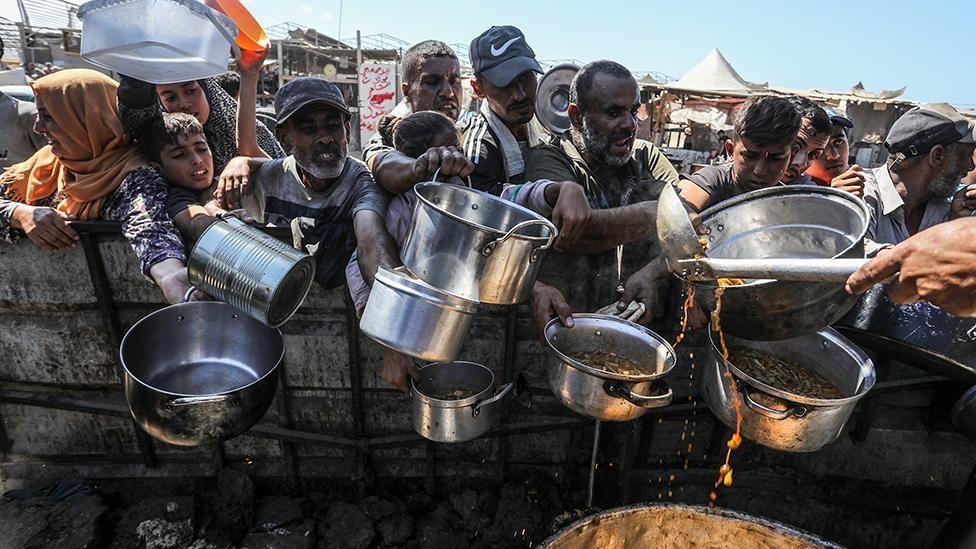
[205, 0, 269, 52]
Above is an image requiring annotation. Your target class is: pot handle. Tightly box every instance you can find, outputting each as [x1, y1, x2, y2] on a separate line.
[472, 382, 513, 418]
[429, 168, 474, 189]
[737, 382, 806, 420]
[167, 394, 235, 407]
[481, 219, 559, 259]
[603, 380, 673, 409]
[181, 285, 198, 304]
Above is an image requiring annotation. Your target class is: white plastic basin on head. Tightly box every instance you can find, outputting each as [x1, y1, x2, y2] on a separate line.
[78, 0, 239, 84]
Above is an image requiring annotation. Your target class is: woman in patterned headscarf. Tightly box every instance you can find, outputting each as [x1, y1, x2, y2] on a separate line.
[0, 69, 193, 304]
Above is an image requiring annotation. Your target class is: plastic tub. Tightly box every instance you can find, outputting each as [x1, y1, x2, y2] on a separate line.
[205, 0, 269, 52]
[78, 0, 239, 84]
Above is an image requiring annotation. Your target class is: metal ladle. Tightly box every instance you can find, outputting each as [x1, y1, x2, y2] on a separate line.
[656, 184, 873, 284]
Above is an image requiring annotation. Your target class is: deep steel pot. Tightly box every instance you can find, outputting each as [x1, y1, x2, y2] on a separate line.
[545, 315, 676, 422]
[687, 186, 869, 340]
[701, 327, 874, 452]
[401, 182, 557, 304]
[120, 300, 283, 446]
[360, 266, 478, 362]
[189, 215, 315, 328]
[542, 503, 841, 548]
[410, 361, 512, 443]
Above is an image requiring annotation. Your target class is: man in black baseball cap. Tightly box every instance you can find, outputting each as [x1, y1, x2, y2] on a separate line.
[858, 103, 976, 255]
[462, 25, 547, 194]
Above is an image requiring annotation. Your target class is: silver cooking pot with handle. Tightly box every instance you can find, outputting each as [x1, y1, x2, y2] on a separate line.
[410, 361, 512, 443]
[545, 315, 676, 422]
[120, 288, 283, 446]
[188, 215, 315, 328]
[686, 186, 869, 341]
[401, 181, 557, 304]
[701, 327, 875, 452]
[360, 266, 478, 362]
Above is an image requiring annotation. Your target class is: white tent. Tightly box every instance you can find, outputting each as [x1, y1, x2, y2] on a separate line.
[661, 48, 766, 97]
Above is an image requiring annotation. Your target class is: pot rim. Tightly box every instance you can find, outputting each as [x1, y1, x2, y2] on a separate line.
[544, 314, 677, 382]
[708, 326, 876, 406]
[684, 185, 870, 290]
[413, 182, 554, 243]
[410, 361, 495, 409]
[375, 266, 480, 312]
[120, 301, 284, 398]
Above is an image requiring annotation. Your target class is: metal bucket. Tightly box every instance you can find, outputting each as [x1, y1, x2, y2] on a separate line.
[401, 182, 557, 304]
[687, 186, 869, 341]
[360, 266, 479, 362]
[188, 216, 315, 328]
[542, 504, 841, 548]
[545, 315, 676, 421]
[410, 361, 512, 443]
[702, 327, 875, 452]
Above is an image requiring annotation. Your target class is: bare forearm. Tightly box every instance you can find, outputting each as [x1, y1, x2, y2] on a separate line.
[357, 234, 401, 286]
[236, 72, 267, 158]
[371, 151, 420, 195]
[567, 202, 657, 255]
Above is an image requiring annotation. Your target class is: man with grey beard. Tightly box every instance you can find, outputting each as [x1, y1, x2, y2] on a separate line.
[859, 103, 976, 256]
[239, 77, 400, 289]
[524, 60, 678, 331]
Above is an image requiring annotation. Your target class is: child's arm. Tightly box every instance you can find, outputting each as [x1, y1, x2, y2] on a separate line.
[215, 156, 271, 209]
[236, 49, 270, 159]
[172, 204, 217, 242]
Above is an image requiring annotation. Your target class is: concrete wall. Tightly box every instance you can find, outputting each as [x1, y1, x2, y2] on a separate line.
[1, 232, 974, 546]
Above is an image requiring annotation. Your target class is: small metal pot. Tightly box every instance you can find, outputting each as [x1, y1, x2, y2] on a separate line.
[410, 361, 513, 443]
[401, 182, 557, 304]
[120, 296, 283, 446]
[545, 315, 676, 422]
[189, 215, 315, 328]
[701, 327, 875, 452]
[360, 266, 478, 362]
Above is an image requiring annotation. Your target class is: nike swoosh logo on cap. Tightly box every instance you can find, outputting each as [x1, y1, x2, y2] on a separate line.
[490, 37, 520, 57]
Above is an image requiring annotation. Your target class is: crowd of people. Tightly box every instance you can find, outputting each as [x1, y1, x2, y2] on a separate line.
[1, 26, 975, 391]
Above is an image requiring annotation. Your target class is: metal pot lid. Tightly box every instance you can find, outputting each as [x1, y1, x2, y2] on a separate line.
[682, 185, 870, 290]
[535, 63, 578, 135]
[413, 182, 555, 243]
[410, 361, 495, 408]
[544, 314, 676, 382]
[375, 266, 479, 313]
[708, 326, 874, 406]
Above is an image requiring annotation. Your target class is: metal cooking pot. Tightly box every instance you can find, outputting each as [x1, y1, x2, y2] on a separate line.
[410, 361, 512, 443]
[119, 296, 283, 446]
[545, 315, 676, 422]
[836, 284, 976, 382]
[687, 186, 869, 341]
[542, 503, 841, 548]
[360, 266, 478, 362]
[401, 182, 557, 304]
[701, 327, 875, 452]
[189, 215, 315, 328]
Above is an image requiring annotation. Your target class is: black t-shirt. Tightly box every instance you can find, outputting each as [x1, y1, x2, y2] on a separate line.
[165, 186, 203, 220]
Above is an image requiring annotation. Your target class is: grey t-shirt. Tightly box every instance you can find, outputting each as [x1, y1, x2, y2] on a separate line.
[680, 164, 737, 211]
[244, 155, 389, 289]
[0, 93, 45, 169]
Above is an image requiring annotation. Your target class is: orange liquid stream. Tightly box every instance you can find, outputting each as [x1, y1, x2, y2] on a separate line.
[709, 287, 742, 506]
[672, 285, 696, 348]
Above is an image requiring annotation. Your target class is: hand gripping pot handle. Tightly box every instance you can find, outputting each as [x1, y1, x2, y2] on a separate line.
[481, 218, 558, 260]
[429, 167, 473, 189]
[737, 381, 807, 420]
[603, 380, 673, 409]
[472, 382, 513, 418]
[202, 4, 242, 63]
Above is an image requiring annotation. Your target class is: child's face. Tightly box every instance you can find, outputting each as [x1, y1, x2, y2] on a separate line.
[158, 133, 214, 191]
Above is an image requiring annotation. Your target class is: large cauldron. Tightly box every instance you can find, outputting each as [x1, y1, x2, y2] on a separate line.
[542, 503, 841, 548]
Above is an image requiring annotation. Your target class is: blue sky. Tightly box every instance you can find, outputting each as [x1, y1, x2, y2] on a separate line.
[3, 0, 971, 105]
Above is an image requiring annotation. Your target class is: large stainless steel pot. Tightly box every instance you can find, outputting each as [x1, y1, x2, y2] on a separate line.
[360, 266, 478, 362]
[401, 182, 557, 304]
[189, 215, 315, 328]
[410, 361, 512, 443]
[836, 284, 976, 382]
[120, 298, 283, 446]
[702, 327, 874, 452]
[687, 186, 869, 340]
[542, 503, 841, 548]
[545, 315, 676, 422]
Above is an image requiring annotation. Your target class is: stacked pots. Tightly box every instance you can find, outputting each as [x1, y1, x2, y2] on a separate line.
[359, 181, 557, 442]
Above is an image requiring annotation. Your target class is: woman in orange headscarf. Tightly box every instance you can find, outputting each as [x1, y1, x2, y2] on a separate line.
[0, 69, 192, 303]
